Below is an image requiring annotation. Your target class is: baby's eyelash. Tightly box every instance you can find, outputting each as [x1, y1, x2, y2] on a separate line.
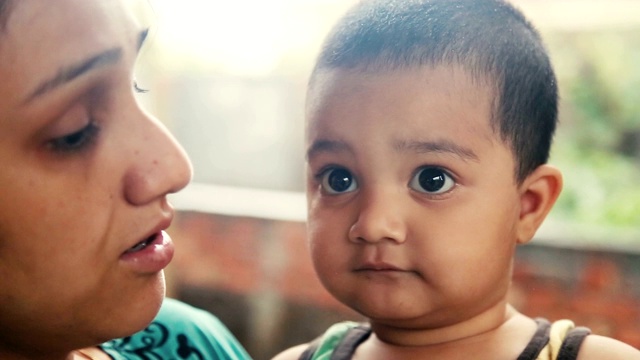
[314, 165, 342, 182]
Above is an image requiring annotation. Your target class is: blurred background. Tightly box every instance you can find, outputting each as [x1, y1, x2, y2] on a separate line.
[134, 0, 640, 358]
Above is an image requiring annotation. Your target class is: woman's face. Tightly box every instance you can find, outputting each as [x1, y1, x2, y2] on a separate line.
[0, 0, 192, 355]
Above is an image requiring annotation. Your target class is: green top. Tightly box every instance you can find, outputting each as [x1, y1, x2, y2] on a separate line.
[100, 298, 251, 360]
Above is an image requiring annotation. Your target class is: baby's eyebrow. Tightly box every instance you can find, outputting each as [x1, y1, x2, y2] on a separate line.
[306, 139, 353, 161]
[394, 139, 479, 162]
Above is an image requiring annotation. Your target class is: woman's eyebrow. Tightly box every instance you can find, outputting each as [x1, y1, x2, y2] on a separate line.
[22, 27, 149, 105]
[23, 47, 122, 104]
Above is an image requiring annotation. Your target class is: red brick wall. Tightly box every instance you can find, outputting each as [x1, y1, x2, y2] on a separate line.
[167, 211, 640, 358]
[512, 246, 640, 347]
[168, 211, 341, 309]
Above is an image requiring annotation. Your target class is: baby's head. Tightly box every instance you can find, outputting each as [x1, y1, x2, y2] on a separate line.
[308, 0, 557, 183]
[304, 0, 562, 328]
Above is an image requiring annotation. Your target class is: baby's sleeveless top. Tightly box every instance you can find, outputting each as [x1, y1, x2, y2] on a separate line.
[299, 319, 591, 360]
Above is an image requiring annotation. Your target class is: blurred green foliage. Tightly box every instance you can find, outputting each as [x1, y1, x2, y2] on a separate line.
[545, 30, 640, 231]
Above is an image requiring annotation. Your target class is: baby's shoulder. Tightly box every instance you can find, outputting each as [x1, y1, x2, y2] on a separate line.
[271, 321, 365, 360]
[577, 334, 640, 360]
[271, 344, 309, 360]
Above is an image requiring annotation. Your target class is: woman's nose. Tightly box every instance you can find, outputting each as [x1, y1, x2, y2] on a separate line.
[123, 111, 193, 206]
[348, 188, 407, 244]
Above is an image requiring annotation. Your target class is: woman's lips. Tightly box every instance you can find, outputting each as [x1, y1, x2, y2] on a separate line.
[119, 230, 174, 274]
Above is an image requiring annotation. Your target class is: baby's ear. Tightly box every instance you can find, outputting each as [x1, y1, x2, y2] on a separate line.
[516, 164, 563, 244]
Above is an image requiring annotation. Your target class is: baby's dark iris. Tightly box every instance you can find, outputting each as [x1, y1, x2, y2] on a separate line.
[328, 168, 353, 193]
[419, 168, 446, 192]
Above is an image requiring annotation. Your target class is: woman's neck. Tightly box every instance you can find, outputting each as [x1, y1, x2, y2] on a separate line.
[0, 346, 107, 360]
[68, 347, 110, 360]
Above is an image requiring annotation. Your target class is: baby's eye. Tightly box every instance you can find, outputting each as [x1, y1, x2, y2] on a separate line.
[409, 166, 455, 194]
[319, 168, 358, 194]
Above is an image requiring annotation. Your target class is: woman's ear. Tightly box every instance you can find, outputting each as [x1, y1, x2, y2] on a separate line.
[516, 164, 563, 244]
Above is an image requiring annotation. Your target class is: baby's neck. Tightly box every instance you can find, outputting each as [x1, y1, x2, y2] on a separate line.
[370, 303, 517, 347]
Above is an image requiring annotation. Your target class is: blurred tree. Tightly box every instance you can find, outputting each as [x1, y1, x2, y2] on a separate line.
[546, 30, 640, 230]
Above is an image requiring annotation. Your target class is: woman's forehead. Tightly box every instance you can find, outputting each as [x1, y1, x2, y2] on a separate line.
[0, 0, 139, 106]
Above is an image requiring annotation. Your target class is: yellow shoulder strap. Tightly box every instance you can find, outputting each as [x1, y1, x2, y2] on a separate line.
[536, 319, 575, 360]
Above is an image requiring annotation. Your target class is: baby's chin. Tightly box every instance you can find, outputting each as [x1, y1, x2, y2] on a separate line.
[347, 300, 426, 325]
[349, 299, 465, 330]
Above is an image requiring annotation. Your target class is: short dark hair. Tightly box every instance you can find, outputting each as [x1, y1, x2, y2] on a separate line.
[310, 0, 558, 182]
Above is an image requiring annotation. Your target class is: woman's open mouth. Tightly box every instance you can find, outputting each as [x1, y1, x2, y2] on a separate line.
[120, 231, 174, 274]
[125, 234, 157, 254]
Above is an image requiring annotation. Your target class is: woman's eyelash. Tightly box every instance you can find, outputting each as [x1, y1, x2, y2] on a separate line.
[133, 80, 149, 94]
[48, 121, 100, 154]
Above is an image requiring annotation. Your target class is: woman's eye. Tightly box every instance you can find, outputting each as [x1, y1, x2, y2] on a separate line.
[319, 168, 358, 194]
[48, 121, 100, 153]
[409, 167, 455, 194]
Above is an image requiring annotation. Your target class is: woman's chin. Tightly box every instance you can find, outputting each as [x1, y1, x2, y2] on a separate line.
[103, 273, 167, 340]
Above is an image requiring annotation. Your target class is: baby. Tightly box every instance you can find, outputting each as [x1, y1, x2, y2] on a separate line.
[274, 0, 640, 359]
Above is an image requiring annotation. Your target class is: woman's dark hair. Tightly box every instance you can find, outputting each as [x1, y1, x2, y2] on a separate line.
[0, 0, 13, 31]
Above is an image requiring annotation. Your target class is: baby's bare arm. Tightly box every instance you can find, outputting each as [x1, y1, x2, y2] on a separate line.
[271, 344, 309, 360]
[578, 335, 640, 360]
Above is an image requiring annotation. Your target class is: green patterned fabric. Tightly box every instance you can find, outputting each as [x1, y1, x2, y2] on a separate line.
[100, 298, 251, 360]
[310, 322, 360, 360]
